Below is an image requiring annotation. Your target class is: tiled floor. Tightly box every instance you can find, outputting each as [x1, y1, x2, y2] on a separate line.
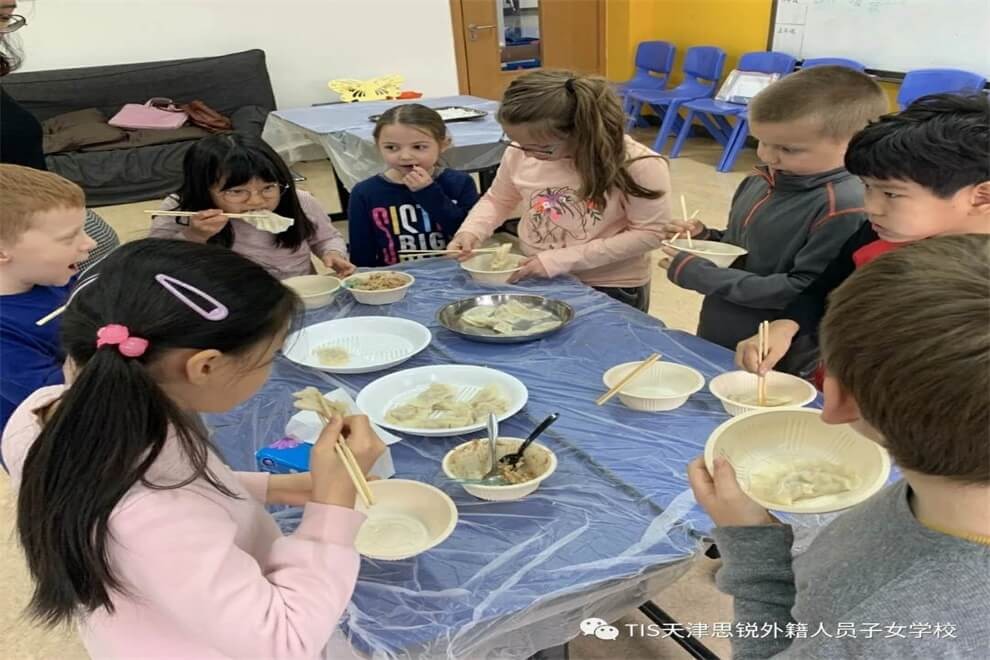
[0, 134, 757, 659]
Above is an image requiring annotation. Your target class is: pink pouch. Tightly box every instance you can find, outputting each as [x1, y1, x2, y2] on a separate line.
[109, 97, 188, 130]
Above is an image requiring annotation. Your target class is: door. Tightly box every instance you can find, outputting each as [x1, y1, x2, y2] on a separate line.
[450, 0, 606, 100]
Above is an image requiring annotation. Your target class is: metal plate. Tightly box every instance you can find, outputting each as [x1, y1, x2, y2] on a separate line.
[437, 294, 574, 344]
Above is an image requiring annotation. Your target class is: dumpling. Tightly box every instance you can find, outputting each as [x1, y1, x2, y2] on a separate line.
[489, 243, 515, 270]
[242, 210, 295, 234]
[749, 460, 859, 505]
[314, 345, 350, 366]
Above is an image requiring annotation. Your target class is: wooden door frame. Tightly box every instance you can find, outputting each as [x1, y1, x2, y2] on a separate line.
[449, 0, 608, 95]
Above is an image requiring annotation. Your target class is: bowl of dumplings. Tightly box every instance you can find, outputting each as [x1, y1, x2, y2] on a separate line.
[461, 244, 525, 285]
[705, 408, 892, 514]
[438, 294, 574, 344]
[709, 370, 818, 416]
[343, 271, 414, 305]
[283, 275, 342, 310]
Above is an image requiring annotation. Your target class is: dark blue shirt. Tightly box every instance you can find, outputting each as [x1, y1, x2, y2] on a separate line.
[1, 284, 68, 447]
[347, 169, 479, 267]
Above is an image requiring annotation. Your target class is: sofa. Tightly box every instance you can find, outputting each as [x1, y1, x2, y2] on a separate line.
[3, 49, 277, 205]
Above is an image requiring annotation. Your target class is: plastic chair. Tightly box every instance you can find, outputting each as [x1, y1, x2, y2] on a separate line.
[614, 41, 676, 126]
[625, 46, 727, 153]
[801, 57, 866, 71]
[897, 68, 987, 108]
[670, 51, 797, 172]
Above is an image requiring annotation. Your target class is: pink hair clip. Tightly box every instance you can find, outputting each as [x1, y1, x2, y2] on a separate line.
[155, 274, 229, 321]
[96, 324, 149, 358]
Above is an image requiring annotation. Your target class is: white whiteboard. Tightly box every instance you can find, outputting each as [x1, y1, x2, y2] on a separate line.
[770, 0, 990, 77]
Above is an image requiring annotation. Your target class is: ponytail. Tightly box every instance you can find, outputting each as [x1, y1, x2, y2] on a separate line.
[497, 69, 665, 209]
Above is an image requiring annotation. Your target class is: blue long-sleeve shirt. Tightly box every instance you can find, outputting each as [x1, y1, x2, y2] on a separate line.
[347, 169, 479, 267]
[1, 284, 68, 455]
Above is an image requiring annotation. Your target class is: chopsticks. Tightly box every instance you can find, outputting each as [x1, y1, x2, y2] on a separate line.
[677, 195, 699, 248]
[294, 390, 375, 507]
[757, 321, 769, 405]
[36, 305, 66, 327]
[596, 353, 661, 406]
[143, 210, 271, 220]
[398, 248, 498, 255]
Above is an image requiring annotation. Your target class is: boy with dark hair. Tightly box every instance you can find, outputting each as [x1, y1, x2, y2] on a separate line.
[691, 234, 990, 658]
[737, 93, 990, 376]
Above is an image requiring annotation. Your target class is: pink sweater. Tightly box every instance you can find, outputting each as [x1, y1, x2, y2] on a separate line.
[150, 190, 348, 280]
[459, 135, 672, 287]
[3, 386, 365, 660]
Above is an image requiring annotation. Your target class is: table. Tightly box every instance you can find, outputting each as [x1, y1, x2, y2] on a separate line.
[262, 95, 507, 192]
[206, 259, 828, 659]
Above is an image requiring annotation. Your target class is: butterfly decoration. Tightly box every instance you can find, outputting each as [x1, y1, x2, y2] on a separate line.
[328, 75, 404, 102]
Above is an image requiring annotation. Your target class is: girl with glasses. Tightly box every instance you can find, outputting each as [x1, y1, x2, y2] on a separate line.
[449, 70, 672, 312]
[151, 134, 356, 279]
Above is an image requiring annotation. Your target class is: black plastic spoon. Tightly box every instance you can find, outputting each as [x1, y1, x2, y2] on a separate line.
[500, 413, 560, 467]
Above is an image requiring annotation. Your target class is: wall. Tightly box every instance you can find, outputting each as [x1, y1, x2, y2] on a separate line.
[606, 0, 899, 108]
[14, 0, 461, 109]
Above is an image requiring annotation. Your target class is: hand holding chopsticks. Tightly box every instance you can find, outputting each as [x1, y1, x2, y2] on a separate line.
[292, 388, 375, 507]
[596, 353, 662, 405]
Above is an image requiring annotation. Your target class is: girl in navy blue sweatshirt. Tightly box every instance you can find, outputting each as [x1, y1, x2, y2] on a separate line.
[347, 104, 479, 266]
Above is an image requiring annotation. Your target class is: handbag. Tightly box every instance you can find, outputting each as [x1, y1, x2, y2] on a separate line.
[179, 100, 233, 133]
[108, 97, 188, 130]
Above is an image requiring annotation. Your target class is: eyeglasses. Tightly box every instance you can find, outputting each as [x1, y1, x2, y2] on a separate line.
[0, 14, 26, 34]
[499, 134, 561, 157]
[219, 183, 289, 204]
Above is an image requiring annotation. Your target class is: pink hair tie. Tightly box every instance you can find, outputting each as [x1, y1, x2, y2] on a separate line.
[96, 324, 149, 358]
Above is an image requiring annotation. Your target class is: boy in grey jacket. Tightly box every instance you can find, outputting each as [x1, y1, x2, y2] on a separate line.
[689, 235, 990, 659]
[664, 66, 888, 371]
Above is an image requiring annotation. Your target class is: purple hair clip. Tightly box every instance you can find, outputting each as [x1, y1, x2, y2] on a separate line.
[155, 274, 229, 321]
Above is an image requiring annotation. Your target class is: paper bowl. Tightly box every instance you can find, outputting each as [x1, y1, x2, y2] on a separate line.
[460, 253, 524, 285]
[704, 408, 891, 514]
[709, 370, 817, 416]
[601, 361, 705, 411]
[663, 239, 747, 268]
[442, 437, 557, 501]
[354, 479, 458, 560]
[343, 272, 414, 305]
[283, 275, 341, 309]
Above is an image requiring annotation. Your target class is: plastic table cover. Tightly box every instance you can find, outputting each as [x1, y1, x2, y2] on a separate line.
[262, 96, 506, 190]
[206, 258, 829, 659]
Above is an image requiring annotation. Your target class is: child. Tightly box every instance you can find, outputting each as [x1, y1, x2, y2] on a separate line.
[150, 134, 356, 279]
[736, 93, 990, 376]
[449, 70, 671, 312]
[663, 66, 888, 358]
[689, 234, 990, 658]
[2, 238, 386, 657]
[347, 103, 479, 266]
[0, 165, 96, 444]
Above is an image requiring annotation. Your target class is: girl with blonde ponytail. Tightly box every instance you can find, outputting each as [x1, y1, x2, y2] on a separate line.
[450, 70, 671, 311]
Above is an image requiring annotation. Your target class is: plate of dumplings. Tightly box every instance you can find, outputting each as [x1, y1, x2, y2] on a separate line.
[437, 294, 574, 344]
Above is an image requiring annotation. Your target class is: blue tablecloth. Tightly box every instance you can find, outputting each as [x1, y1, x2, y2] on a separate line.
[206, 259, 784, 658]
[264, 96, 506, 190]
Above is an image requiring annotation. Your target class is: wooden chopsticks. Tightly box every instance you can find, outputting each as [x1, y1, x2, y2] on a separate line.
[143, 210, 271, 220]
[757, 321, 769, 405]
[293, 389, 374, 507]
[596, 353, 662, 406]
[35, 305, 66, 327]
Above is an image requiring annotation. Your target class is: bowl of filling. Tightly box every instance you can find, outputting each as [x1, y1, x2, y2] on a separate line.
[442, 437, 556, 501]
[283, 275, 342, 309]
[460, 244, 525, 285]
[343, 271, 415, 305]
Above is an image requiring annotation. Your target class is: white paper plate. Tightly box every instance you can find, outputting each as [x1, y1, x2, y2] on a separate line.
[356, 364, 529, 437]
[283, 317, 431, 374]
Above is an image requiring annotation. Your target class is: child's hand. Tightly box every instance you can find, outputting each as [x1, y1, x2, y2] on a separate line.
[322, 251, 356, 277]
[403, 166, 434, 192]
[182, 209, 228, 243]
[662, 218, 706, 241]
[508, 256, 549, 283]
[688, 456, 777, 527]
[735, 320, 799, 375]
[448, 232, 481, 261]
[308, 414, 386, 507]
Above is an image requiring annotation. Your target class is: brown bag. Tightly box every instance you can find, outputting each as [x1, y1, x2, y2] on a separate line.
[179, 100, 233, 133]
